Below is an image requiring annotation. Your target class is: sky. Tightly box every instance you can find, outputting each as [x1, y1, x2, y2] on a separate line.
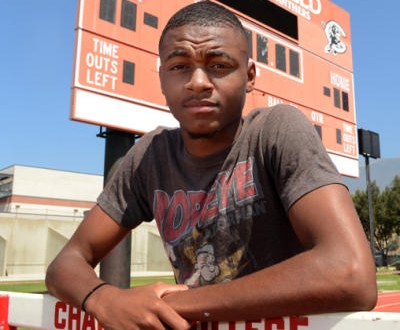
[1, 1, 399, 176]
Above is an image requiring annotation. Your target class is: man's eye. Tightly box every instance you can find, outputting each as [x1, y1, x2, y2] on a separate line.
[169, 64, 188, 71]
[211, 64, 225, 69]
[209, 63, 232, 71]
[208, 63, 233, 77]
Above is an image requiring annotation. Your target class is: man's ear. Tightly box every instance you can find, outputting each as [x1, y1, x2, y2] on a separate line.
[246, 60, 256, 93]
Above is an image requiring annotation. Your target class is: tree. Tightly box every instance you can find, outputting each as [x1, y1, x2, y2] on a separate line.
[352, 176, 400, 265]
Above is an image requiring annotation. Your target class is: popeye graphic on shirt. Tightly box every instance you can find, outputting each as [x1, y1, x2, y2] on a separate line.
[154, 157, 266, 286]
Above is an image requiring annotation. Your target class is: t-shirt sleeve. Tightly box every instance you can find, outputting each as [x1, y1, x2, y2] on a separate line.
[263, 104, 345, 212]
[96, 131, 158, 229]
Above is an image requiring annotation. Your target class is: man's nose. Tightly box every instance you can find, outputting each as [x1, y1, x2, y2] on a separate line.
[185, 67, 213, 92]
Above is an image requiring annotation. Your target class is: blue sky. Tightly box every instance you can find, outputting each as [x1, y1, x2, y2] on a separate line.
[1, 1, 399, 176]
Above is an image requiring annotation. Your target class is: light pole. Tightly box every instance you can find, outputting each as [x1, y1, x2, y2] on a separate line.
[357, 128, 380, 258]
[364, 155, 375, 257]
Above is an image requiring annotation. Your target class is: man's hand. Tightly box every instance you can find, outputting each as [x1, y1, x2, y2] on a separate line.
[86, 282, 191, 330]
[46, 207, 191, 329]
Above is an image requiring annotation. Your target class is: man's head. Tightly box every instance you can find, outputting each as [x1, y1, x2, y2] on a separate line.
[159, 1, 249, 57]
[158, 1, 255, 153]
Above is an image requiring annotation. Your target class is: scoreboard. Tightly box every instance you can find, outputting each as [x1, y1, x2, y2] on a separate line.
[71, 0, 359, 177]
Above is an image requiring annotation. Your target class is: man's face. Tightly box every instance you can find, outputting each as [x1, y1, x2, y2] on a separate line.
[159, 25, 255, 140]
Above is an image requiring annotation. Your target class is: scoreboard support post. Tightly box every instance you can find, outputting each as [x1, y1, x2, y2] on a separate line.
[98, 128, 135, 288]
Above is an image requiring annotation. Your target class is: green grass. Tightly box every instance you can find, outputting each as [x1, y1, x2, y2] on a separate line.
[130, 275, 176, 286]
[0, 276, 175, 293]
[1, 274, 398, 330]
[1, 273, 399, 293]
[377, 271, 400, 291]
[0, 281, 47, 293]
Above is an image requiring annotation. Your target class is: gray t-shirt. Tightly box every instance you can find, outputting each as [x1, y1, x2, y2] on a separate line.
[98, 105, 343, 286]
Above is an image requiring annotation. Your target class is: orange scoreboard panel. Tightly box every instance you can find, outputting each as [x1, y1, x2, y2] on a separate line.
[71, 0, 359, 177]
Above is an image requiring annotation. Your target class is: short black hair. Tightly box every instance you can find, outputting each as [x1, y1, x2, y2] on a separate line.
[159, 1, 247, 52]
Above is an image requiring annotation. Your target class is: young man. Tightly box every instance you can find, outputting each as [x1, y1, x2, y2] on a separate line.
[46, 2, 377, 329]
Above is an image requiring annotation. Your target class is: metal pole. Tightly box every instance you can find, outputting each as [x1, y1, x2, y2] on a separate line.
[365, 155, 375, 258]
[99, 128, 135, 288]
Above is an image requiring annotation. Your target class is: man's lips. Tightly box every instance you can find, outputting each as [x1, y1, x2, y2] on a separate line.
[183, 100, 218, 113]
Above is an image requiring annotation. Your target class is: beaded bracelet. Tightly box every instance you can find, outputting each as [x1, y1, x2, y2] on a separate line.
[81, 282, 109, 312]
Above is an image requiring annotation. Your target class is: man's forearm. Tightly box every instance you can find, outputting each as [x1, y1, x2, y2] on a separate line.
[45, 252, 102, 309]
[163, 249, 376, 322]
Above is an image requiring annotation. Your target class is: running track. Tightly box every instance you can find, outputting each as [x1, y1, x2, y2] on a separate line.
[373, 291, 400, 312]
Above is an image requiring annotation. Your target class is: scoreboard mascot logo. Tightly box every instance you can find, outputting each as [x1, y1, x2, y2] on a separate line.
[323, 20, 347, 55]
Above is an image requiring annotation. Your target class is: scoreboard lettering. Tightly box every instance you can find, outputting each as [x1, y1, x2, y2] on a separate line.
[85, 38, 119, 90]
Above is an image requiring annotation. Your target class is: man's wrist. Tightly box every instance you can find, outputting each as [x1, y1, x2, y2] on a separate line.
[81, 282, 110, 313]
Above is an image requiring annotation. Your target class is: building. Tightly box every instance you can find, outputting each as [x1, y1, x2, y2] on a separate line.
[0, 165, 172, 278]
[0, 165, 102, 218]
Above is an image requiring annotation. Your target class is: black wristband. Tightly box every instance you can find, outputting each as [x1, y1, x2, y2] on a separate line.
[81, 282, 109, 312]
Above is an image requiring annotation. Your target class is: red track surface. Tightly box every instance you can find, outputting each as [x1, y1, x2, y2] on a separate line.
[373, 291, 400, 312]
